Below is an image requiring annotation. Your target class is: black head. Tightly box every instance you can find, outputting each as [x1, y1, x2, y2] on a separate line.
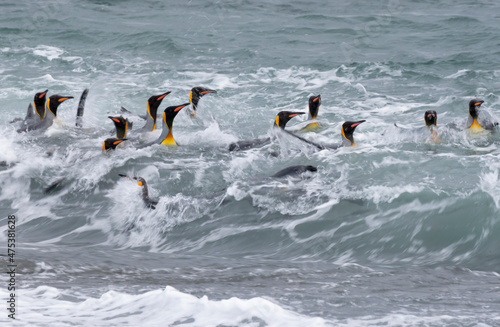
[341, 120, 366, 145]
[34, 89, 48, 105]
[132, 176, 147, 187]
[33, 89, 48, 117]
[274, 111, 306, 129]
[118, 174, 147, 189]
[308, 94, 321, 119]
[468, 99, 484, 119]
[424, 110, 437, 126]
[190, 87, 217, 109]
[304, 165, 318, 173]
[108, 116, 131, 139]
[108, 116, 126, 127]
[163, 103, 190, 128]
[46, 95, 73, 116]
[103, 138, 127, 151]
[147, 91, 171, 121]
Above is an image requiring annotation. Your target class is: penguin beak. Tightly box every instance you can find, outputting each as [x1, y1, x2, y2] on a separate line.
[312, 95, 320, 102]
[58, 96, 74, 103]
[131, 176, 144, 187]
[157, 91, 172, 101]
[475, 100, 484, 107]
[288, 112, 305, 118]
[40, 90, 48, 98]
[351, 120, 366, 128]
[113, 139, 126, 146]
[201, 89, 217, 95]
[109, 117, 121, 123]
[119, 174, 132, 180]
[175, 103, 191, 112]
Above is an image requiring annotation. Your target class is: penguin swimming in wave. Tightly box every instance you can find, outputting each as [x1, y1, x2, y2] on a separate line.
[228, 111, 306, 151]
[188, 87, 217, 117]
[466, 99, 498, 132]
[119, 174, 158, 209]
[300, 95, 321, 132]
[119, 91, 170, 133]
[102, 138, 127, 151]
[271, 165, 317, 178]
[139, 103, 190, 147]
[424, 110, 440, 143]
[108, 116, 132, 139]
[12, 89, 48, 126]
[283, 120, 366, 150]
[17, 94, 74, 132]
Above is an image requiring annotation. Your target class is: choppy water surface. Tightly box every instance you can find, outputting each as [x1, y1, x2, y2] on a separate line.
[1, 0, 500, 326]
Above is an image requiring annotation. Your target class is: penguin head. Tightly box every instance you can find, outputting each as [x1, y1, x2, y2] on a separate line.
[46, 95, 74, 116]
[129, 176, 146, 187]
[308, 94, 321, 119]
[162, 103, 190, 129]
[118, 174, 147, 188]
[274, 111, 306, 129]
[34, 89, 48, 106]
[189, 87, 217, 109]
[304, 165, 318, 173]
[33, 89, 48, 118]
[469, 99, 484, 119]
[102, 138, 127, 151]
[108, 116, 131, 139]
[341, 120, 365, 146]
[424, 110, 437, 126]
[147, 91, 171, 121]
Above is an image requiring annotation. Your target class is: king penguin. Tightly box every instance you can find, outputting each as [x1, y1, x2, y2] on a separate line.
[14, 89, 48, 127]
[340, 120, 366, 147]
[283, 120, 366, 150]
[30, 89, 48, 123]
[228, 111, 306, 151]
[188, 87, 217, 117]
[301, 94, 321, 131]
[466, 99, 498, 131]
[424, 110, 440, 143]
[118, 174, 158, 209]
[102, 138, 127, 151]
[137, 91, 171, 132]
[152, 103, 191, 146]
[18, 94, 73, 132]
[108, 116, 132, 139]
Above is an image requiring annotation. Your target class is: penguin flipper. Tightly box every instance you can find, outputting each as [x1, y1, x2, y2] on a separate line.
[10, 117, 23, 124]
[484, 121, 499, 131]
[76, 88, 89, 127]
[25, 103, 34, 120]
[12, 103, 35, 124]
[271, 165, 317, 178]
[120, 106, 147, 120]
[44, 178, 66, 194]
[283, 130, 325, 150]
[228, 138, 271, 151]
[145, 199, 157, 210]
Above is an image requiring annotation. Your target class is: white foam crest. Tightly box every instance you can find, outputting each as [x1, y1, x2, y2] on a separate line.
[225, 150, 264, 181]
[0, 286, 329, 327]
[173, 71, 235, 90]
[182, 120, 238, 146]
[479, 163, 500, 209]
[352, 184, 424, 205]
[32, 45, 65, 61]
[331, 311, 499, 327]
[0, 132, 18, 164]
[444, 69, 470, 79]
[248, 66, 352, 91]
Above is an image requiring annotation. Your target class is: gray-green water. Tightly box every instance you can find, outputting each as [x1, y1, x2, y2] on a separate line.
[1, 0, 500, 326]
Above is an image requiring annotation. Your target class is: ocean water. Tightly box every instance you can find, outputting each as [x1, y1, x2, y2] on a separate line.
[1, 0, 500, 326]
